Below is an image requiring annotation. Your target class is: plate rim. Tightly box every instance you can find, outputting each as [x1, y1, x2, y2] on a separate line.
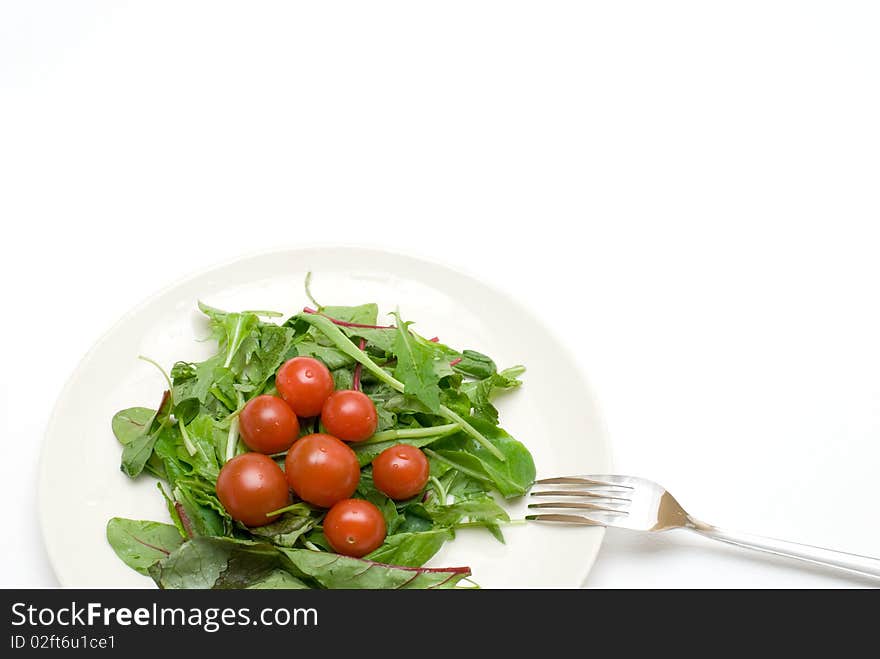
[38, 244, 612, 588]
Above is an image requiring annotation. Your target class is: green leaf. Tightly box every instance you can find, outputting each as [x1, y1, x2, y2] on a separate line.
[106, 518, 184, 576]
[246, 570, 310, 589]
[120, 391, 171, 478]
[352, 435, 447, 467]
[453, 350, 497, 379]
[431, 421, 535, 498]
[419, 493, 510, 527]
[461, 365, 525, 424]
[392, 315, 442, 413]
[321, 304, 379, 325]
[149, 537, 279, 589]
[170, 356, 223, 422]
[340, 327, 396, 354]
[248, 324, 294, 383]
[246, 507, 316, 548]
[182, 415, 223, 482]
[149, 537, 471, 589]
[365, 528, 454, 567]
[111, 407, 155, 446]
[294, 340, 355, 370]
[279, 547, 471, 589]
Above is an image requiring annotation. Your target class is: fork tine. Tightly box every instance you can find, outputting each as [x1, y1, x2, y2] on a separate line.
[528, 501, 628, 514]
[535, 476, 634, 490]
[524, 513, 605, 526]
[530, 489, 632, 503]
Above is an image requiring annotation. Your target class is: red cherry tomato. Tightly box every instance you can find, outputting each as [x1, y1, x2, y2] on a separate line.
[284, 433, 360, 507]
[238, 394, 300, 453]
[275, 356, 334, 417]
[320, 390, 378, 442]
[323, 499, 387, 557]
[216, 453, 290, 527]
[372, 444, 430, 500]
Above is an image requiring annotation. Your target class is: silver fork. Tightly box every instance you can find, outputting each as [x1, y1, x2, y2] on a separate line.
[527, 474, 880, 579]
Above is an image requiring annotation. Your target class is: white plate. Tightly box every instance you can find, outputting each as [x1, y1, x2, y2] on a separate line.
[39, 247, 611, 588]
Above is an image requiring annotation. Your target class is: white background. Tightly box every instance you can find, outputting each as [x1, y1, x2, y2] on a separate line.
[2, 1, 879, 588]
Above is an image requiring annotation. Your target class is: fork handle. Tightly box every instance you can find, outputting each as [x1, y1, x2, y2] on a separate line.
[689, 522, 880, 579]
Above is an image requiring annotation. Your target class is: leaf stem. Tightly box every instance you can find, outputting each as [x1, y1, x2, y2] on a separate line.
[429, 476, 447, 505]
[438, 406, 506, 461]
[177, 419, 198, 457]
[353, 338, 366, 391]
[424, 449, 494, 485]
[225, 420, 238, 463]
[304, 271, 322, 309]
[266, 503, 304, 517]
[138, 355, 172, 390]
[361, 423, 459, 445]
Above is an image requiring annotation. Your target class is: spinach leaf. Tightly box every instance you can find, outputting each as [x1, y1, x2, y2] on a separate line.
[246, 570, 311, 589]
[430, 420, 535, 498]
[120, 391, 171, 478]
[294, 341, 355, 370]
[106, 518, 184, 575]
[453, 349, 497, 379]
[365, 528, 453, 567]
[111, 408, 154, 445]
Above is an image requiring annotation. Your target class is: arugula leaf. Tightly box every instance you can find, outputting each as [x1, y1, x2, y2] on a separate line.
[170, 356, 224, 423]
[182, 415, 223, 482]
[245, 324, 294, 387]
[392, 314, 442, 413]
[418, 493, 510, 527]
[461, 365, 525, 424]
[106, 518, 184, 575]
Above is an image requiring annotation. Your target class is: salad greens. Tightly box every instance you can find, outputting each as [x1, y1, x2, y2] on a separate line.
[108, 277, 534, 588]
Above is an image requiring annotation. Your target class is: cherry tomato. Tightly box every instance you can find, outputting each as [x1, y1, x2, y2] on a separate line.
[216, 453, 290, 527]
[275, 356, 334, 417]
[285, 433, 360, 507]
[323, 499, 387, 557]
[372, 444, 430, 500]
[238, 394, 300, 453]
[320, 390, 378, 442]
